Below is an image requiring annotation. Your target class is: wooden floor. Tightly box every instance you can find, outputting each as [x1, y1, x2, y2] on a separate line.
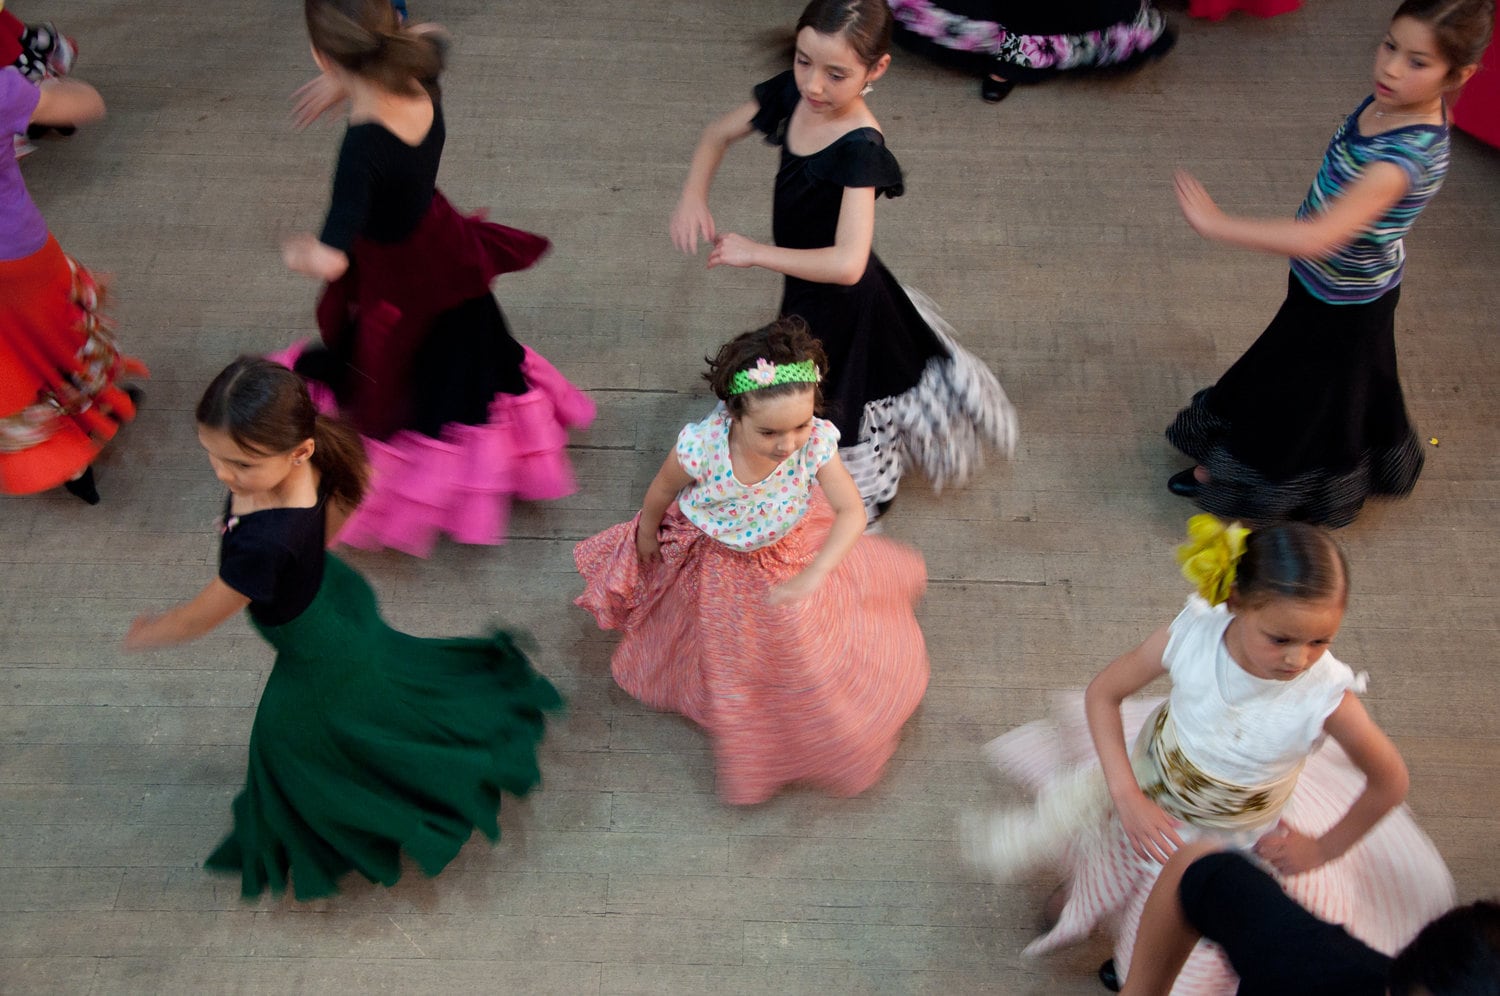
[3, 1, 1498, 992]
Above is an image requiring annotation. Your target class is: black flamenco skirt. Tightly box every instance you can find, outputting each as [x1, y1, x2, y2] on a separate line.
[1166, 273, 1424, 527]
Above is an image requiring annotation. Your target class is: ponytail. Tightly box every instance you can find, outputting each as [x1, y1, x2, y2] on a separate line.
[305, 0, 446, 95]
[198, 356, 370, 510]
[312, 413, 368, 508]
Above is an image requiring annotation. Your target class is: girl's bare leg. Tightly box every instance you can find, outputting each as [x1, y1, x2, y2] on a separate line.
[1119, 840, 1224, 996]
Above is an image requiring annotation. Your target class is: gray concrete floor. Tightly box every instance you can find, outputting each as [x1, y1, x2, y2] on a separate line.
[3, 0, 1497, 992]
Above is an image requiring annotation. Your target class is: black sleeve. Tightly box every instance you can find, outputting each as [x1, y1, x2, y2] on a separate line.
[750, 70, 800, 141]
[1178, 853, 1390, 996]
[808, 132, 905, 199]
[218, 522, 288, 608]
[317, 127, 378, 252]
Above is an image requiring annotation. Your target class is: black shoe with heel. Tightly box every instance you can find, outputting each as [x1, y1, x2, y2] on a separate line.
[63, 466, 100, 505]
[1098, 959, 1121, 992]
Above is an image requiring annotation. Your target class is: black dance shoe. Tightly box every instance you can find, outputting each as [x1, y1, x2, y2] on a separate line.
[1167, 468, 1202, 498]
[981, 75, 1015, 103]
[1098, 959, 1122, 992]
[63, 466, 100, 505]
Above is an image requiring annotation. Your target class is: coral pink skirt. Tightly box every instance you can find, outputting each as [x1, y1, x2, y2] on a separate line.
[574, 491, 930, 805]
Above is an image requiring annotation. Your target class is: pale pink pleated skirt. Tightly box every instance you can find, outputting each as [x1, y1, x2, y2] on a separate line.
[575, 491, 930, 805]
[987, 695, 1455, 993]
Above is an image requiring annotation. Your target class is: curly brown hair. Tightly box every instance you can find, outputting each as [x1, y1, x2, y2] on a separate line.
[705, 317, 829, 418]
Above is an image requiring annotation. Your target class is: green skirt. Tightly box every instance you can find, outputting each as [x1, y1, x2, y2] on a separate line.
[205, 555, 563, 899]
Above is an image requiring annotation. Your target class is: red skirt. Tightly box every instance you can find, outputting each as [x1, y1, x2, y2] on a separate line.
[1188, 0, 1300, 19]
[1453, 9, 1500, 147]
[0, 236, 146, 494]
[574, 491, 931, 805]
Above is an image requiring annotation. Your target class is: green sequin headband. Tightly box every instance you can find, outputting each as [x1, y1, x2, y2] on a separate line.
[728, 358, 821, 396]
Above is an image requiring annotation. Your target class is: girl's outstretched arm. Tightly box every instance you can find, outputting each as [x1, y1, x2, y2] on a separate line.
[768, 454, 863, 605]
[123, 579, 251, 651]
[291, 71, 351, 130]
[670, 101, 758, 254]
[1174, 165, 1410, 260]
[709, 184, 875, 286]
[31, 78, 106, 128]
[282, 233, 349, 281]
[1085, 625, 1183, 864]
[636, 452, 695, 563]
[1253, 691, 1409, 875]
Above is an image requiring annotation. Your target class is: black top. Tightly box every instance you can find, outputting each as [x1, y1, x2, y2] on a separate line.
[217, 491, 328, 627]
[748, 71, 942, 440]
[319, 101, 445, 251]
[751, 70, 904, 252]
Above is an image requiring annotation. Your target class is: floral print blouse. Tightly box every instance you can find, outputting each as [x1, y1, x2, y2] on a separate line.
[674, 404, 840, 552]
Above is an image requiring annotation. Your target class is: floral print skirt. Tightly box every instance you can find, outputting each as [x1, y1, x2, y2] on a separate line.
[888, 0, 1173, 82]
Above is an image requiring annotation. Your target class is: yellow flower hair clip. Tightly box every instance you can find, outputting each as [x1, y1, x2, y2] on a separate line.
[1176, 514, 1250, 606]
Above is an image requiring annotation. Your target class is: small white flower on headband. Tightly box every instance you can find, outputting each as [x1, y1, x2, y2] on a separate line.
[746, 358, 777, 387]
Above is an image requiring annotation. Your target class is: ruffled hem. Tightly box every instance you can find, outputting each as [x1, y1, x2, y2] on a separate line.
[842, 287, 1017, 514]
[968, 693, 1454, 991]
[1166, 388, 1424, 528]
[206, 556, 564, 900]
[0, 241, 148, 494]
[889, 1, 1173, 81]
[269, 340, 594, 557]
[574, 494, 930, 805]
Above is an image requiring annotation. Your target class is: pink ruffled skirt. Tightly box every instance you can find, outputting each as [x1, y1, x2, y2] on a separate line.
[270, 340, 594, 557]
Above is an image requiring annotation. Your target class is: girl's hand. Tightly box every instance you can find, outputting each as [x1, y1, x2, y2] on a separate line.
[1116, 791, 1185, 864]
[123, 613, 161, 652]
[768, 569, 823, 606]
[670, 197, 717, 255]
[291, 73, 350, 130]
[1253, 821, 1327, 875]
[635, 522, 662, 564]
[707, 233, 760, 270]
[281, 234, 349, 281]
[1174, 170, 1226, 241]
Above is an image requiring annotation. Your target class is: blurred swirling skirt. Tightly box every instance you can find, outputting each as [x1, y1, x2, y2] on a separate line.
[1189, 0, 1300, 19]
[206, 554, 564, 900]
[574, 490, 930, 805]
[274, 191, 595, 557]
[976, 694, 1454, 993]
[0, 236, 146, 494]
[887, 0, 1174, 82]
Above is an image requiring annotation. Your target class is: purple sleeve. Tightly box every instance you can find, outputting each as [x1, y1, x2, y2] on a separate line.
[1, 68, 41, 138]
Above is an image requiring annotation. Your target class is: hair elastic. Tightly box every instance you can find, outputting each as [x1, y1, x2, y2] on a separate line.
[728, 358, 821, 396]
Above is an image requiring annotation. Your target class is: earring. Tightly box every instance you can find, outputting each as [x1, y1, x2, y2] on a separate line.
[860, 83, 873, 97]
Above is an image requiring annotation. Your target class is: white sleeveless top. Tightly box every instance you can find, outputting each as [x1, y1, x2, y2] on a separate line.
[1161, 597, 1359, 785]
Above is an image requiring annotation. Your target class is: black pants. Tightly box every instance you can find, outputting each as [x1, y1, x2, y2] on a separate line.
[1179, 853, 1391, 995]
